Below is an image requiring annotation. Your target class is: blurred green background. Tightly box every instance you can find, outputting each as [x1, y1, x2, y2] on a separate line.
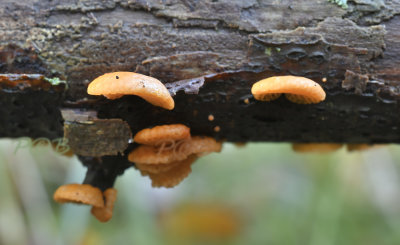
[1, 139, 400, 245]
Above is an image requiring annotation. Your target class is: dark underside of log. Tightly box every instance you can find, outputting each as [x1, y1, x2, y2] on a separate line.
[1, 0, 400, 188]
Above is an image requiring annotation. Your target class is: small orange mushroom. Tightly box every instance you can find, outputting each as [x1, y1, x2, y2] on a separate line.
[53, 183, 104, 208]
[87, 72, 174, 110]
[292, 143, 343, 153]
[91, 188, 117, 222]
[251, 76, 326, 104]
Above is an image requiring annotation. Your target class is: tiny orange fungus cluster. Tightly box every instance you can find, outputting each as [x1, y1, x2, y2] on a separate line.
[52, 71, 337, 222]
[128, 124, 222, 188]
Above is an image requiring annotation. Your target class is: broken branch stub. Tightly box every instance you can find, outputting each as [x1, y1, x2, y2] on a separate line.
[64, 119, 132, 157]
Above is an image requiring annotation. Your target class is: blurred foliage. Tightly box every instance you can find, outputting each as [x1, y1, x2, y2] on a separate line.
[1, 140, 400, 245]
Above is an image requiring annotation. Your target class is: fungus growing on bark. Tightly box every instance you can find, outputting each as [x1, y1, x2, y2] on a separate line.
[87, 72, 174, 110]
[128, 136, 222, 165]
[91, 188, 117, 222]
[53, 183, 104, 208]
[129, 123, 222, 187]
[292, 143, 343, 153]
[133, 124, 190, 146]
[251, 76, 326, 104]
[129, 126, 222, 188]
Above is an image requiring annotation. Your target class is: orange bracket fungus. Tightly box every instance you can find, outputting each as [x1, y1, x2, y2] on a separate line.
[128, 124, 222, 188]
[133, 124, 190, 146]
[53, 183, 104, 208]
[129, 136, 222, 165]
[128, 136, 222, 188]
[91, 188, 118, 222]
[251, 76, 326, 104]
[87, 72, 174, 110]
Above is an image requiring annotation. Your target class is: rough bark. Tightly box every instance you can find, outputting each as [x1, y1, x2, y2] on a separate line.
[1, 0, 400, 188]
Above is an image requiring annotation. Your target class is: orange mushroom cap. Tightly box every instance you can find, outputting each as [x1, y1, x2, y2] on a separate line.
[134, 124, 190, 145]
[292, 143, 343, 153]
[53, 183, 104, 208]
[251, 76, 326, 104]
[91, 188, 117, 222]
[87, 72, 174, 110]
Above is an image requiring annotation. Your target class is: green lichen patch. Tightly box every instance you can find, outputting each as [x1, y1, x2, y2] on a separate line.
[44, 77, 67, 87]
[328, 0, 348, 9]
[0, 74, 66, 92]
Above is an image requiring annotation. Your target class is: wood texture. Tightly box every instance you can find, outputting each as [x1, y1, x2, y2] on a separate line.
[1, 0, 400, 187]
